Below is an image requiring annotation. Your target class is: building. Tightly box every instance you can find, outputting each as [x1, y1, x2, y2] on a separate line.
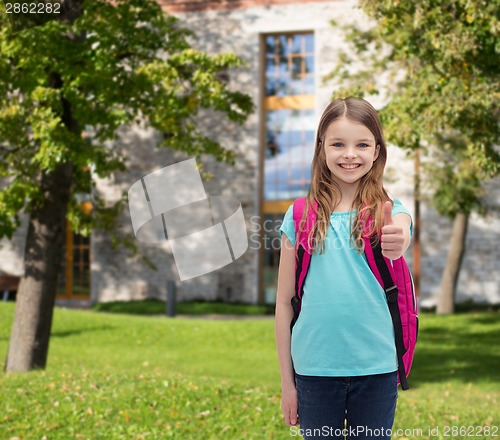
[1, 0, 498, 309]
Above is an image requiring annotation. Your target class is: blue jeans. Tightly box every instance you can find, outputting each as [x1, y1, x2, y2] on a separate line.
[294, 370, 398, 439]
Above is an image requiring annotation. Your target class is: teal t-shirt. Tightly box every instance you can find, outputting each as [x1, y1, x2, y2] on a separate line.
[279, 199, 413, 376]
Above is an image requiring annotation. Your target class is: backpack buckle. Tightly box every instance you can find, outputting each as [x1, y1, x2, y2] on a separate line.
[385, 285, 399, 303]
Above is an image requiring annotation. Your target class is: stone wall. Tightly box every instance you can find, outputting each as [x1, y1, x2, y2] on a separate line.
[419, 181, 500, 307]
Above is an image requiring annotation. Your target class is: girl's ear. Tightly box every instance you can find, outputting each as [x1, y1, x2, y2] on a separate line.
[374, 144, 380, 161]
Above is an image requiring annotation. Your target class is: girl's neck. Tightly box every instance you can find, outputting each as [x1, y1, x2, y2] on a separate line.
[330, 182, 359, 213]
[331, 204, 354, 213]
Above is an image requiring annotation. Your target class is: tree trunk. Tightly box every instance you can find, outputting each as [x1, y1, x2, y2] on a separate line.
[4, 162, 73, 372]
[436, 212, 469, 315]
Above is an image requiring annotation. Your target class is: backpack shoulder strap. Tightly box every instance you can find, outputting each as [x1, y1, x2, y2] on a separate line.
[293, 197, 317, 253]
[290, 197, 317, 332]
[362, 219, 409, 391]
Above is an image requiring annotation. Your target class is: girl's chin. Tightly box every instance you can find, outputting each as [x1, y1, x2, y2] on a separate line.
[329, 174, 363, 187]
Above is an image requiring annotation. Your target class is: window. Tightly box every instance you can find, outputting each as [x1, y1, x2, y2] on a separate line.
[260, 32, 315, 304]
[56, 217, 91, 299]
[57, 132, 93, 300]
[263, 33, 316, 201]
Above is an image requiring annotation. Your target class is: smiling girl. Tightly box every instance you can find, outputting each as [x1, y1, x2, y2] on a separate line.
[275, 97, 413, 439]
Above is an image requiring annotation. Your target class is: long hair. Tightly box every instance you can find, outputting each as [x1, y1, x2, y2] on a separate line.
[297, 97, 392, 255]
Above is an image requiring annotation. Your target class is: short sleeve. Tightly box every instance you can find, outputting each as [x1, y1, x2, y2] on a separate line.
[279, 203, 296, 246]
[391, 199, 413, 237]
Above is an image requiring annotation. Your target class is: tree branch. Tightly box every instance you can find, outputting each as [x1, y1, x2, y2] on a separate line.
[0, 145, 24, 154]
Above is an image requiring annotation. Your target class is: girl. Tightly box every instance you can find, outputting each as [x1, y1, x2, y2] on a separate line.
[275, 97, 413, 440]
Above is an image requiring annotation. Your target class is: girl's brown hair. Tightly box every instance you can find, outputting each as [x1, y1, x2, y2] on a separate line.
[298, 97, 392, 255]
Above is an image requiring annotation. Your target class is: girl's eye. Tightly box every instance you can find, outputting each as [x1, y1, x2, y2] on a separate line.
[359, 143, 369, 148]
[332, 142, 343, 147]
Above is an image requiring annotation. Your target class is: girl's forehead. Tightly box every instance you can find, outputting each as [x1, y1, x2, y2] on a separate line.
[324, 118, 375, 142]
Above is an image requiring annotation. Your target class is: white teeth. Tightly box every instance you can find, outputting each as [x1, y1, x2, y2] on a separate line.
[340, 164, 360, 169]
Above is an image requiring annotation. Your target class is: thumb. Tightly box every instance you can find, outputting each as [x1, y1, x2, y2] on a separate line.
[383, 201, 393, 226]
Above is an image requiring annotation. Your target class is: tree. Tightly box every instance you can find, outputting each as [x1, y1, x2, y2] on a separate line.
[0, 0, 254, 372]
[323, 0, 499, 313]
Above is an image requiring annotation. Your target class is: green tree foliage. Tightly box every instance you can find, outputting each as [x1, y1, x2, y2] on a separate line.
[324, 0, 499, 215]
[0, 0, 254, 246]
[323, 0, 499, 313]
[0, 0, 254, 372]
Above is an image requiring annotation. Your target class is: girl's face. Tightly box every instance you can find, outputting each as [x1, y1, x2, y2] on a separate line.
[322, 116, 380, 192]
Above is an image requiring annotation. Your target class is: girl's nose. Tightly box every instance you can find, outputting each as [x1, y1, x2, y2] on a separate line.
[343, 149, 357, 159]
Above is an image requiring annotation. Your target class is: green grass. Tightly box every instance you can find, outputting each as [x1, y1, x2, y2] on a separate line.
[90, 298, 275, 316]
[0, 302, 499, 439]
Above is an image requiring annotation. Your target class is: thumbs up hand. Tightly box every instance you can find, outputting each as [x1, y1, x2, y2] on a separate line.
[381, 201, 405, 260]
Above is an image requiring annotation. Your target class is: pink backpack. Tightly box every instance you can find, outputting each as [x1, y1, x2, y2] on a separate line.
[290, 197, 419, 390]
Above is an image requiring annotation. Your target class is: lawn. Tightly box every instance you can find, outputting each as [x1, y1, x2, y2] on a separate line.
[0, 302, 499, 439]
[90, 298, 276, 316]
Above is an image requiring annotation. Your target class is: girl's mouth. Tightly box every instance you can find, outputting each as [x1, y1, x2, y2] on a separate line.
[339, 164, 361, 170]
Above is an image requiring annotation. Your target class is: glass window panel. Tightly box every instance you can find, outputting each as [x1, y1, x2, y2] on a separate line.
[289, 78, 302, 95]
[265, 35, 275, 54]
[265, 79, 277, 96]
[275, 133, 289, 153]
[305, 34, 314, 53]
[275, 69, 290, 97]
[305, 129, 316, 144]
[82, 269, 90, 288]
[278, 35, 289, 56]
[291, 56, 303, 79]
[265, 33, 314, 97]
[278, 53, 288, 67]
[304, 76, 314, 95]
[278, 62, 289, 77]
[266, 56, 276, 75]
[73, 265, 81, 279]
[267, 108, 284, 130]
[264, 108, 315, 201]
[56, 228, 91, 296]
[277, 82, 288, 97]
[305, 56, 314, 75]
[291, 34, 303, 54]
[289, 131, 302, 150]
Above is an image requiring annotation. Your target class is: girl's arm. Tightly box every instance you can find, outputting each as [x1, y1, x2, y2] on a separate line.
[275, 232, 299, 426]
[274, 233, 297, 389]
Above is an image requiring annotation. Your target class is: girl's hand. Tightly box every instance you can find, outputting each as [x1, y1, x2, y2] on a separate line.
[381, 201, 405, 260]
[281, 382, 300, 427]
